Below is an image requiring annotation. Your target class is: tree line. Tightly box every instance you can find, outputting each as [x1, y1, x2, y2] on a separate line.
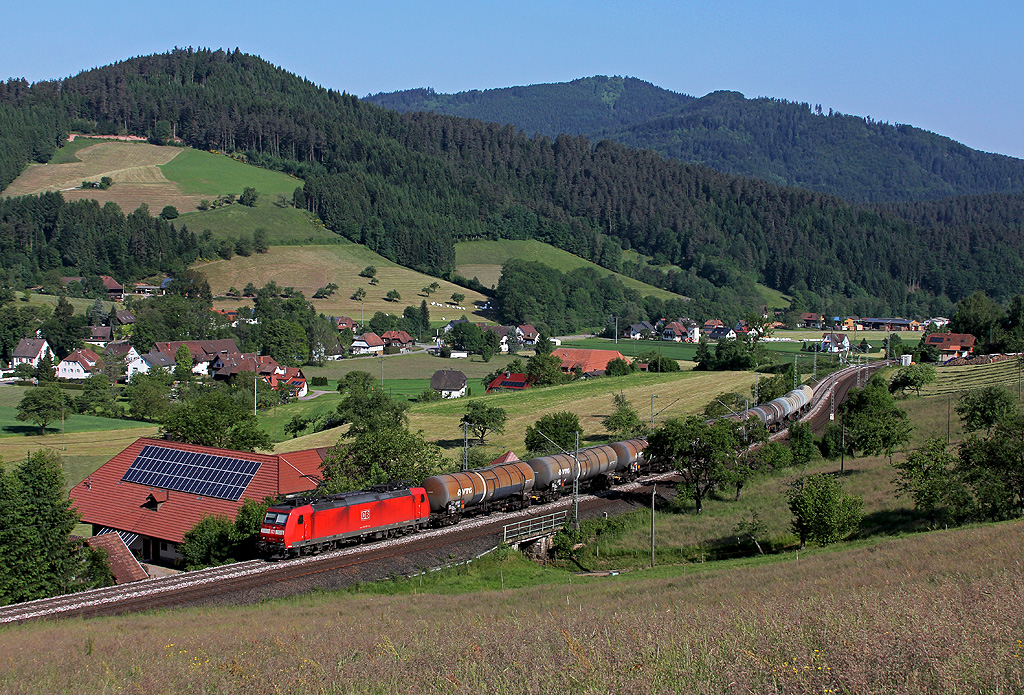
[5, 49, 1024, 316]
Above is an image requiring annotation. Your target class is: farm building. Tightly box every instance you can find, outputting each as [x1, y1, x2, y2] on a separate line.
[551, 348, 628, 376]
[486, 372, 529, 393]
[69, 437, 327, 564]
[430, 369, 468, 398]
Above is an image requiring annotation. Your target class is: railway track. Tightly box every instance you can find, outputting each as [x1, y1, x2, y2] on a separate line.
[0, 474, 670, 624]
[0, 363, 885, 624]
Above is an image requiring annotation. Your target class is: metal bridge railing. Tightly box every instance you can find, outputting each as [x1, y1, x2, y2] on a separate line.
[503, 510, 568, 543]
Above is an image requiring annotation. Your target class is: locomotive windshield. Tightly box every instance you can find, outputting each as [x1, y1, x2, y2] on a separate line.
[263, 511, 289, 525]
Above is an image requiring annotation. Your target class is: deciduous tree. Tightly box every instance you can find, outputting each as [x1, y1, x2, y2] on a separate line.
[525, 411, 582, 454]
[788, 473, 863, 548]
[461, 401, 507, 445]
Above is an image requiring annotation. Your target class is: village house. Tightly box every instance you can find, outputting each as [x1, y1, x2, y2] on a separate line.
[103, 342, 144, 381]
[137, 350, 175, 375]
[382, 330, 415, 351]
[708, 326, 737, 341]
[333, 316, 356, 332]
[661, 321, 687, 342]
[100, 276, 125, 302]
[351, 332, 385, 355]
[69, 438, 327, 564]
[85, 326, 113, 348]
[626, 321, 656, 340]
[820, 333, 851, 353]
[151, 339, 242, 375]
[701, 319, 725, 335]
[11, 338, 51, 368]
[798, 313, 825, 329]
[430, 369, 468, 398]
[924, 332, 977, 359]
[57, 348, 103, 380]
[518, 324, 539, 345]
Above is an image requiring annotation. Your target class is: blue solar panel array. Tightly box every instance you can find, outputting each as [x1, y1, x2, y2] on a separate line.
[121, 445, 262, 501]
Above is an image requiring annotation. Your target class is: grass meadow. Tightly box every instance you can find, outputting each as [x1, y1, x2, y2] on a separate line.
[0, 361, 1022, 693]
[201, 244, 491, 320]
[455, 239, 682, 300]
[0, 521, 1019, 694]
[0, 385, 156, 488]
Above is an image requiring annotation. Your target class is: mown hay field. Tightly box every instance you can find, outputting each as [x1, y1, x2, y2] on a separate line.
[2, 140, 197, 213]
[455, 239, 683, 300]
[0, 521, 1019, 694]
[200, 244, 490, 320]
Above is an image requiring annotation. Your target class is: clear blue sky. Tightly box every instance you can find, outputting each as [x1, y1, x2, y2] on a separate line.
[6, 1, 1023, 157]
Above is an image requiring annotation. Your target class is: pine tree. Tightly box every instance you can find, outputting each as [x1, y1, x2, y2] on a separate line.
[13, 451, 84, 601]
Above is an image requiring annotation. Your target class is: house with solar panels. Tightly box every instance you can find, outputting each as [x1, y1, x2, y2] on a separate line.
[69, 437, 328, 564]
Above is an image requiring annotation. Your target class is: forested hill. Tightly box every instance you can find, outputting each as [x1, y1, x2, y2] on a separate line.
[367, 77, 1024, 203]
[365, 77, 694, 142]
[1, 48, 1023, 318]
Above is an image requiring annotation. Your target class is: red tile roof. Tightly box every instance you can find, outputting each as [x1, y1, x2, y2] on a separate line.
[486, 372, 529, 392]
[69, 437, 325, 544]
[62, 348, 103, 371]
[488, 451, 520, 465]
[357, 332, 385, 348]
[925, 333, 977, 352]
[83, 533, 148, 584]
[551, 348, 627, 374]
[382, 330, 414, 345]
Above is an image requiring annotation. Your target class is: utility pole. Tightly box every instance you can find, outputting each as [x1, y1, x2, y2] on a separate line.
[650, 394, 659, 431]
[813, 350, 817, 380]
[754, 372, 759, 404]
[254, 376, 257, 416]
[380, 352, 384, 386]
[463, 421, 469, 471]
[793, 355, 798, 390]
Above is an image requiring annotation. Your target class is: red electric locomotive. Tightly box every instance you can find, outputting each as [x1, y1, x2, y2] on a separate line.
[258, 486, 430, 557]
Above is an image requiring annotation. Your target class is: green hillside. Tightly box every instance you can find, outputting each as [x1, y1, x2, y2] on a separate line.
[369, 77, 1024, 203]
[159, 147, 301, 199]
[455, 240, 682, 300]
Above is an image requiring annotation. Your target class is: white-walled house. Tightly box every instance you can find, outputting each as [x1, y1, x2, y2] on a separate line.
[104, 342, 144, 381]
[12, 338, 51, 368]
[430, 369, 468, 398]
[57, 348, 103, 380]
[820, 333, 851, 353]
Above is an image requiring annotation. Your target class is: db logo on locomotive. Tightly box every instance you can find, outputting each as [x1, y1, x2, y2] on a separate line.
[360, 509, 370, 520]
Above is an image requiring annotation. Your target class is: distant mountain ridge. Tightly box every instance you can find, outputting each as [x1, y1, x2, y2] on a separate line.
[366, 76, 1024, 203]
[5, 49, 1024, 323]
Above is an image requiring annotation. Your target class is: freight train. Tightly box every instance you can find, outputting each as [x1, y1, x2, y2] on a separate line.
[720, 385, 814, 431]
[258, 386, 816, 558]
[257, 438, 648, 557]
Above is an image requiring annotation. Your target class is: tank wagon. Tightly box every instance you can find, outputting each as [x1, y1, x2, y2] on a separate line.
[743, 385, 813, 430]
[422, 460, 535, 521]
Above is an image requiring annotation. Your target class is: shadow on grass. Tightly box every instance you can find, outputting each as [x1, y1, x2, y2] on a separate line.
[856, 508, 928, 538]
[1, 424, 53, 436]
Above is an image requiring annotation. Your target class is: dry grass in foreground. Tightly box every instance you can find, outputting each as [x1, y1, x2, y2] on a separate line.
[0, 522, 1020, 694]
